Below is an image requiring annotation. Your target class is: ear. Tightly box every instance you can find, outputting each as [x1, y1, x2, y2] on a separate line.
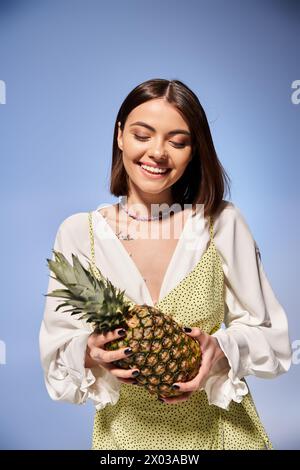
[117, 121, 123, 151]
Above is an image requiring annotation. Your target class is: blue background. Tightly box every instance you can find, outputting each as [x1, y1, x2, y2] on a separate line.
[0, 0, 299, 449]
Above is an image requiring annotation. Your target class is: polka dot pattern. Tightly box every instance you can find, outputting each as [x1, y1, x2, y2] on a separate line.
[89, 213, 273, 450]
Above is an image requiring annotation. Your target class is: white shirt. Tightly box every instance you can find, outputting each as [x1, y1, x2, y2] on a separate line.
[39, 200, 292, 411]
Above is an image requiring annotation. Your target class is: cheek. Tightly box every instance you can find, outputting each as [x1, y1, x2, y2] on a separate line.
[122, 158, 135, 176]
[123, 135, 145, 154]
[174, 153, 192, 173]
[122, 156, 140, 179]
[121, 148, 139, 168]
[122, 147, 145, 167]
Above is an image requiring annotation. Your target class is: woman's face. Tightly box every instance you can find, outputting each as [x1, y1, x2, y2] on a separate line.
[117, 98, 193, 199]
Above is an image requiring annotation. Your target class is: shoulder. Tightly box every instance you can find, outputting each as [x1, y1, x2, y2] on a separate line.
[57, 211, 90, 235]
[213, 200, 256, 241]
[214, 199, 241, 217]
[50, 210, 99, 263]
[214, 199, 249, 225]
[54, 211, 93, 250]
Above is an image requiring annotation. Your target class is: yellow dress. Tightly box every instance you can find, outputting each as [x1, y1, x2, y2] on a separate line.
[87, 211, 273, 450]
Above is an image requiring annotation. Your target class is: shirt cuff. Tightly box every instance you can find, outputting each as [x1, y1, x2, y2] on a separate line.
[55, 332, 121, 409]
[201, 329, 249, 410]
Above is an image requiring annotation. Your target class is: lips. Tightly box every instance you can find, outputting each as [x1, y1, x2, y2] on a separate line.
[137, 162, 171, 179]
[137, 162, 170, 170]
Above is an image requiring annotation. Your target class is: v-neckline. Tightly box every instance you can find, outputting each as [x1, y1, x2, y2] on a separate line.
[94, 204, 196, 307]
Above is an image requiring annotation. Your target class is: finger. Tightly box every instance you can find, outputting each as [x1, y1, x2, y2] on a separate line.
[160, 391, 193, 405]
[193, 350, 214, 389]
[118, 377, 140, 385]
[183, 328, 209, 350]
[183, 327, 204, 338]
[169, 361, 204, 392]
[90, 328, 127, 348]
[170, 349, 214, 393]
[89, 345, 133, 364]
[183, 328, 211, 356]
[170, 374, 200, 393]
[108, 367, 140, 380]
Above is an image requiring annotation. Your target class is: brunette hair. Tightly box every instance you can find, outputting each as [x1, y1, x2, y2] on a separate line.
[110, 78, 231, 218]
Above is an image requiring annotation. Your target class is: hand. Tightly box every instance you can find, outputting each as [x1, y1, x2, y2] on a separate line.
[160, 327, 228, 404]
[85, 328, 140, 385]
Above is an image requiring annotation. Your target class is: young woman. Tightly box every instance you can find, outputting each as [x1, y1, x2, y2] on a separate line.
[39, 78, 292, 450]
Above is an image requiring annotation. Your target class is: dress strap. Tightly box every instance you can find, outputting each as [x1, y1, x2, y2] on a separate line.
[209, 214, 214, 243]
[88, 211, 102, 281]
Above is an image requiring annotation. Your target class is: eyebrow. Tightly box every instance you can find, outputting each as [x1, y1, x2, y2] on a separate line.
[129, 121, 191, 137]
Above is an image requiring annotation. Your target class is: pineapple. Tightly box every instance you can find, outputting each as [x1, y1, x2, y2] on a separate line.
[45, 250, 202, 399]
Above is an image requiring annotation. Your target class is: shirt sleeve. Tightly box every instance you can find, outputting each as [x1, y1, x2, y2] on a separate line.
[202, 202, 292, 410]
[39, 214, 121, 410]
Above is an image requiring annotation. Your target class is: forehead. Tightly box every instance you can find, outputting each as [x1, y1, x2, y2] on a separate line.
[127, 99, 189, 130]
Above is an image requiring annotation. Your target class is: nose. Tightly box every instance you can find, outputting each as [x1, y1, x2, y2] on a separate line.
[150, 152, 167, 161]
[148, 141, 168, 160]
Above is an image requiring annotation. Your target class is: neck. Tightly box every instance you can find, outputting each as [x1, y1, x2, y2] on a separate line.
[125, 187, 176, 218]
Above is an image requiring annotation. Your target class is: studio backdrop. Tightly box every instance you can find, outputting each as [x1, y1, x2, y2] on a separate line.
[0, 0, 299, 450]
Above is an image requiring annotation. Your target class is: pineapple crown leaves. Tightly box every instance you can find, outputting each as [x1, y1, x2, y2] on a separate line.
[44, 249, 132, 331]
[45, 250, 98, 297]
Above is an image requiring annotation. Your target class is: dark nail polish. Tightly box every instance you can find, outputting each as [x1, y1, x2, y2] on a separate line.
[183, 327, 192, 333]
[132, 370, 140, 377]
[158, 398, 165, 402]
[125, 348, 133, 355]
[118, 329, 126, 336]
[171, 384, 180, 390]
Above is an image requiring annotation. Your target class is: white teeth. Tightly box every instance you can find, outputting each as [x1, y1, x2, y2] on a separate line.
[141, 164, 168, 174]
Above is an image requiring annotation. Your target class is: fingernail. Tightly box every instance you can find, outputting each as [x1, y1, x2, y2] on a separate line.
[131, 370, 140, 377]
[171, 384, 180, 390]
[125, 348, 133, 355]
[118, 329, 126, 336]
[158, 398, 165, 402]
[183, 327, 192, 333]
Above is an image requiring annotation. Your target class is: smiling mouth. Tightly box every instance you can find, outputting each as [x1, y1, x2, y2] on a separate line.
[137, 162, 171, 175]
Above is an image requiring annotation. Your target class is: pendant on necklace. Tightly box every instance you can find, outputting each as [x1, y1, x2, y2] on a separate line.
[116, 231, 136, 240]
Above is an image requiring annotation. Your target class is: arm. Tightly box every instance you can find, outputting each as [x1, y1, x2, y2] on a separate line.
[206, 203, 292, 409]
[162, 203, 292, 409]
[39, 214, 121, 410]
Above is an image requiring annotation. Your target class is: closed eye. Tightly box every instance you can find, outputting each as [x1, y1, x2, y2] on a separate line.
[133, 134, 186, 148]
